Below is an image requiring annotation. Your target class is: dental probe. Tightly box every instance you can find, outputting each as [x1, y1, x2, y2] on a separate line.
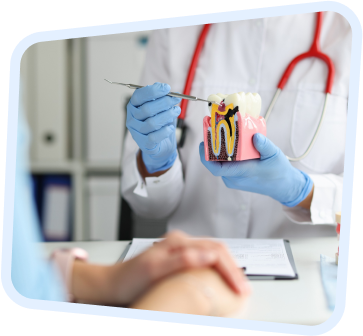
[104, 79, 220, 105]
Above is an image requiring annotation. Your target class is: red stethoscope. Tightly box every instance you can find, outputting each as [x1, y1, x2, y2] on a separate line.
[177, 12, 335, 162]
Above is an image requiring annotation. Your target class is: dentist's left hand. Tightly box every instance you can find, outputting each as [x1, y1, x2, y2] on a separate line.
[127, 82, 181, 174]
[199, 133, 313, 207]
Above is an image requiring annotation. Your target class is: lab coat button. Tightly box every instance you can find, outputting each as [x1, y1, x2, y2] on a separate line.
[153, 180, 160, 184]
[241, 204, 246, 211]
[319, 210, 326, 218]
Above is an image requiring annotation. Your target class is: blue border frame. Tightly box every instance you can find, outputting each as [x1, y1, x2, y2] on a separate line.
[1, 1, 361, 334]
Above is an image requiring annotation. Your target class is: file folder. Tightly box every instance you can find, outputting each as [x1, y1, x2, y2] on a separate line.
[41, 175, 71, 241]
[87, 177, 120, 241]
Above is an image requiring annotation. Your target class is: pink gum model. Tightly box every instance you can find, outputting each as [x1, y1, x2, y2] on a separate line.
[203, 112, 267, 161]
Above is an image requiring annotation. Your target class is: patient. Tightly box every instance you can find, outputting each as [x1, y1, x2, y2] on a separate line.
[66, 231, 250, 316]
[11, 114, 250, 317]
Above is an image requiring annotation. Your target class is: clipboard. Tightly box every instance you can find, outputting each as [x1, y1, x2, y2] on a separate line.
[246, 240, 298, 280]
[117, 239, 298, 281]
[117, 242, 132, 263]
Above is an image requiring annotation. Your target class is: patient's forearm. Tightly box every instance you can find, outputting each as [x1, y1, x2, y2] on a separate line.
[71, 261, 117, 304]
[71, 262, 215, 311]
[71, 261, 144, 306]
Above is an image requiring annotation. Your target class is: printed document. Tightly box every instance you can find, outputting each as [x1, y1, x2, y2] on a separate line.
[123, 238, 295, 277]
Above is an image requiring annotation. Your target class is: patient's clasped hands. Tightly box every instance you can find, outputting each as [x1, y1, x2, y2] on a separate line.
[71, 231, 250, 316]
[119, 231, 248, 298]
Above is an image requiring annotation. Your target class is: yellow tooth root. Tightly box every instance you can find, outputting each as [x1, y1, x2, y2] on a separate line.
[210, 103, 236, 157]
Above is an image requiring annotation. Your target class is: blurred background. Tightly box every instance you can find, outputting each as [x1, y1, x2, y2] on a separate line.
[20, 32, 168, 242]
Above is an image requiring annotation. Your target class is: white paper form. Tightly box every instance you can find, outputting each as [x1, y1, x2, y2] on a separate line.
[221, 239, 295, 277]
[123, 238, 295, 278]
[123, 238, 160, 261]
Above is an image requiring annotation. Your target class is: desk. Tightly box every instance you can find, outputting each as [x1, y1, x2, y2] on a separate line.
[41, 236, 337, 325]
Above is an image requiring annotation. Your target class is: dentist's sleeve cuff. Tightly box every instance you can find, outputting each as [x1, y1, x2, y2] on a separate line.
[133, 151, 182, 198]
[309, 174, 343, 224]
[133, 153, 148, 197]
[283, 174, 343, 225]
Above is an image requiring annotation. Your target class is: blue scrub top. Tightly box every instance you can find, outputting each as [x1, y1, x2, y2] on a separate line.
[11, 113, 66, 301]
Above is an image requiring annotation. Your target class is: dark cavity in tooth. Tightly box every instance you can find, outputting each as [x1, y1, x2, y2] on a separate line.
[225, 106, 239, 137]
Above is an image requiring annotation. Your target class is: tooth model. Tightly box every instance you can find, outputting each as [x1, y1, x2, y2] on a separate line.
[203, 92, 267, 161]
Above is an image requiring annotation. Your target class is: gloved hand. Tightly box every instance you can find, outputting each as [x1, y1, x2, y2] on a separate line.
[127, 82, 181, 173]
[199, 133, 313, 207]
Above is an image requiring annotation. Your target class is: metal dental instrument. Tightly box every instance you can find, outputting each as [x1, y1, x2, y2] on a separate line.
[104, 79, 219, 105]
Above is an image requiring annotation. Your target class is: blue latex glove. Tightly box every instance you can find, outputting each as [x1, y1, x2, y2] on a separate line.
[199, 133, 313, 207]
[127, 82, 181, 173]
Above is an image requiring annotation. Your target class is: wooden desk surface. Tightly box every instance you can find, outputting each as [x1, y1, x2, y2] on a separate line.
[41, 236, 337, 325]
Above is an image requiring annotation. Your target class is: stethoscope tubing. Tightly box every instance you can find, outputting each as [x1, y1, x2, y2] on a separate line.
[178, 12, 335, 161]
[265, 90, 330, 161]
[265, 12, 334, 161]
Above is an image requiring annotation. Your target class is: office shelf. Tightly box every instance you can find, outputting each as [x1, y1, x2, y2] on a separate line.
[23, 39, 90, 241]
[22, 32, 149, 241]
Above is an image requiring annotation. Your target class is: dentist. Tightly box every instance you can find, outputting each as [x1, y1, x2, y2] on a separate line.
[121, 12, 350, 238]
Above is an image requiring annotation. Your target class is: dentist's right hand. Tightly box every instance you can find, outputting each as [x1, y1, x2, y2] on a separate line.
[126, 82, 181, 174]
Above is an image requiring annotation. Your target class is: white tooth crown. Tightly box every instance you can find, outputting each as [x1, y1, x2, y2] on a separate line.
[207, 94, 223, 111]
[207, 93, 224, 113]
[216, 93, 228, 99]
[245, 92, 261, 118]
[208, 92, 261, 118]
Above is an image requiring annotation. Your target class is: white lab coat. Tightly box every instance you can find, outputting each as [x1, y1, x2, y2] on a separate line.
[121, 12, 350, 238]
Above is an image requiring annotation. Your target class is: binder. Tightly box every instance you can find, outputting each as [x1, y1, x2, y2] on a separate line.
[30, 175, 42, 223]
[41, 175, 72, 241]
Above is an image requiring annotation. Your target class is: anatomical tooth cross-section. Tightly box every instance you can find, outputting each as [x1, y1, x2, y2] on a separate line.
[203, 92, 267, 161]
